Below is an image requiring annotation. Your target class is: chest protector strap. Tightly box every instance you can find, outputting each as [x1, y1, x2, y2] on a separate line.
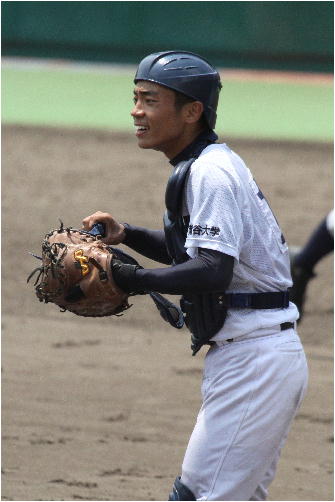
[164, 158, 195, 265]
[164, 158, 228, 355]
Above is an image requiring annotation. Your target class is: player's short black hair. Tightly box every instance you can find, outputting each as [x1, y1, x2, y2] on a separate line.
[174, 91, 195, 109]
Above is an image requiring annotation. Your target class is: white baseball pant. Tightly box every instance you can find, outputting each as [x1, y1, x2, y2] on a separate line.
[180, 327, 308, 501]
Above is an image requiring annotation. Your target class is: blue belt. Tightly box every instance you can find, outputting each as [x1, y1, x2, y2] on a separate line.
[220, 291, 290, 309]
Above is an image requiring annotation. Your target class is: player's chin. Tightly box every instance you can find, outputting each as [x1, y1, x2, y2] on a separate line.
[137, 142, 151, 150]
[137, 137, 156, 150]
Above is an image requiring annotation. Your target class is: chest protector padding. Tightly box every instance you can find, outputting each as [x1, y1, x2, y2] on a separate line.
[164, 158, 227, 355]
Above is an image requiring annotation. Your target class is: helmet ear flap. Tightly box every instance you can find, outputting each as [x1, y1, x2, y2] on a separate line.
[135, 51, 221, 129]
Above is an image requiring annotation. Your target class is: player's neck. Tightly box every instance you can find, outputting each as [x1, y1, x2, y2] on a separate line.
[163, 124, 205, 160]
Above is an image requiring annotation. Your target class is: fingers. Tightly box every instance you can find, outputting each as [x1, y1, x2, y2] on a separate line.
[82, 211, 111, 231]
[81, 211, 125, 245]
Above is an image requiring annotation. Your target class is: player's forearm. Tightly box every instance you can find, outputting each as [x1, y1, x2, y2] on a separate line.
[122, 223, 172, 265]
[114, 248, 234, 295]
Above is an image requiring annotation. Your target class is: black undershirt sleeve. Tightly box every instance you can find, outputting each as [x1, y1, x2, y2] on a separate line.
[135, 248, 234, 295]
[123, 223, 172, 265]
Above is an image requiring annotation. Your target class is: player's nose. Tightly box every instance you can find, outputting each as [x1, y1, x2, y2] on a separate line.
[131, 102, 144, 118]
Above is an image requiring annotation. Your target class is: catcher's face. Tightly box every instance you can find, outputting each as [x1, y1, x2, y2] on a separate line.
[131, 81, 203, 159]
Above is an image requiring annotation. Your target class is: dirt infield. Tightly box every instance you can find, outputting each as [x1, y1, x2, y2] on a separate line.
[2, 125, 333, 501]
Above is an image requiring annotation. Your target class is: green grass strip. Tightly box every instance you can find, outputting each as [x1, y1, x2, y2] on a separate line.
[2, 67, 333, 142]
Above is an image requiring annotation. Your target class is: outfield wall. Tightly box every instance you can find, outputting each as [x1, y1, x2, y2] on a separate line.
[2, 1, 333, 72]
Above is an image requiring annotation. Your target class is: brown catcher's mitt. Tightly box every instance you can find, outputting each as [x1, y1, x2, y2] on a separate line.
[27, 222, 130, 317]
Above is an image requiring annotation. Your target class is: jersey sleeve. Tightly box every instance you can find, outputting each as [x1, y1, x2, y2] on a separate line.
[184, 155, 243, 260]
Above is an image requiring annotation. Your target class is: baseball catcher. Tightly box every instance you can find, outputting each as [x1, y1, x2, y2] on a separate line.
[76, 51, 308, 501]
[27, 220, 184, 327]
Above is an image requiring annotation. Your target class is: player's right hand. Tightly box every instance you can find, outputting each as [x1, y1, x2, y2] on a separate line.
[82, 211, 126, 245]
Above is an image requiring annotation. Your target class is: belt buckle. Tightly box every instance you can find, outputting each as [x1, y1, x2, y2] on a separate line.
[234, 294, 250, 308]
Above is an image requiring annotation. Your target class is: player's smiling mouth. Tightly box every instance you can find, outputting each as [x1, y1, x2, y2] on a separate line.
[135, 124, 149, 136]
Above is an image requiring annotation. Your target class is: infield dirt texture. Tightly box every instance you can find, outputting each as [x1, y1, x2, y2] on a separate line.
[2, 125, 333, 501]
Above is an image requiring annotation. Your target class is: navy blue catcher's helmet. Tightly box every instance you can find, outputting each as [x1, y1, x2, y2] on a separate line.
[134, 51, 222, 129]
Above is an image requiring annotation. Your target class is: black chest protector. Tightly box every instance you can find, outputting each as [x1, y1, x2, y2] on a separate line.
[164, 157, 227, 355]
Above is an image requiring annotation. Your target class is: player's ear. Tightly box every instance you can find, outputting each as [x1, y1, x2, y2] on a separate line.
[183, 101, 204, 124]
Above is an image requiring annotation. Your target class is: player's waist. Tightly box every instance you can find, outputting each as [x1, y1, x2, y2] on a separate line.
[211, 321, 296, 346]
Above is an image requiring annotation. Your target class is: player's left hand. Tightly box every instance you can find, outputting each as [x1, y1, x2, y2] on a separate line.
[111, 260, 145, 294]
[27, 222, 131, 317]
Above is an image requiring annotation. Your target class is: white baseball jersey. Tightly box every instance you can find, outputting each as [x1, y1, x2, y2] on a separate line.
[178, 142, 307, 501]
[183, 142, 299, 340]
[326, 209, 334, 236]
